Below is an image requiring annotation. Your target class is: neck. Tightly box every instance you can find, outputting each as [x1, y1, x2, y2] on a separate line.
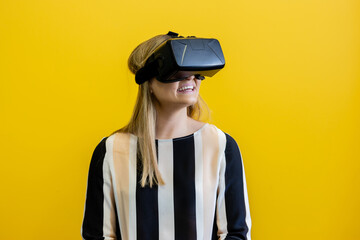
[154, 104, 191, 139]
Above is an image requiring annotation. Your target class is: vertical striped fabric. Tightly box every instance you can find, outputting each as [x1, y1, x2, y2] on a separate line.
[81, 123, 252, 240]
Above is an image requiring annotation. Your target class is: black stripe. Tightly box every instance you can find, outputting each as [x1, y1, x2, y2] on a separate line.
[224, 133, 249, 239]
[82, 137, 108, 240]
[136, 142, 159, 240]
[173, 136, 197, 240]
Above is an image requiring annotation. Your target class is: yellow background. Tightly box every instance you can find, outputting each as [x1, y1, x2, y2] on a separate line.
[1, 0, 359, 239]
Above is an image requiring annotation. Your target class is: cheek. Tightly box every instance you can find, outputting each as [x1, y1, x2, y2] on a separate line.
[153, 84, 178, 101]
[160, 83, 178, 95]
[159, 83, 177, 95]
[196, 80, 201, 91]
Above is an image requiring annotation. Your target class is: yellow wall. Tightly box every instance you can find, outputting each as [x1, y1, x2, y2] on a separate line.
[1, 0, 359, 239]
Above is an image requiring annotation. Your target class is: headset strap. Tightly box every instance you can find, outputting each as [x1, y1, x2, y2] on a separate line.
[167, 31, 184, 38]
[135, 31, 184, 84]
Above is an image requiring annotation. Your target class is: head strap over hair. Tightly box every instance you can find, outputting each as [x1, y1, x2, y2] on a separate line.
[135, 31, 182, 84]
[166, 31, 184, 38]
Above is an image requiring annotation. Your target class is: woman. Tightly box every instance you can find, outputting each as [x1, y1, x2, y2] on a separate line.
[81, 32, 252, 240]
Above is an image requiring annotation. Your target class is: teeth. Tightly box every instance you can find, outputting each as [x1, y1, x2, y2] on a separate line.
[178, 86, 194, 92]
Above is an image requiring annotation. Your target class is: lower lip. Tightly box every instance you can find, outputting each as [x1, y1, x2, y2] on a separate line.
[177, 88, 195, 94]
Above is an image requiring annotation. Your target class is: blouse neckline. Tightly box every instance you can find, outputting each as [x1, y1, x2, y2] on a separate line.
[156, 123, 209, 142]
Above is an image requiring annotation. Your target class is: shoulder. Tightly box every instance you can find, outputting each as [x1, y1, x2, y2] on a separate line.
[87, 132, 137, 174]
[89, 134, 117, 166]
[87, 137, 108, 176]
[204, 126, 245, 172]
[107, 131, 137, 154]
[90, 134, 126, 162]
[91, 134, 114, 156]
[91, 136, 108, 161]
[204, 124, 241, 153]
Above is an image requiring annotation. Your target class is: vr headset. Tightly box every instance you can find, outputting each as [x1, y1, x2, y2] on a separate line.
[135, 31, 225, 84]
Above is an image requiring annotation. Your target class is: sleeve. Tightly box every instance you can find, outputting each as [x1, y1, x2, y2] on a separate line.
[81, 137, 121, 240]
[215, 133, 252, 240]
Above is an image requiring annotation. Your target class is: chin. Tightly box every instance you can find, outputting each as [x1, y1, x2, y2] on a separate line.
[173, 93, 199, 107]
[183, 99, 198, 107]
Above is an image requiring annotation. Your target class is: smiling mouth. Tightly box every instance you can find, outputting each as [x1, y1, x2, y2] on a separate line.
[177, 85, 195, 92]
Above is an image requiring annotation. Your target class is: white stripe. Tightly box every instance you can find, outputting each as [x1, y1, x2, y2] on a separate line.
[194, 132, 204, 240]
[103, 136, 117, 238]
[110, 133, 128, 239]
[216, 153, 228, 239]
[201, 124, 223, 239]
[107, 135, 122, 239]
[240, 149, 252, 239]
[128, 135, 137, 240]
[216, 129, 229, 239]
[157, 140, 175, 240]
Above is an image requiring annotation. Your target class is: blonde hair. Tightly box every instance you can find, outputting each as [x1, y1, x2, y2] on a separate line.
[112, 34, 211, 187]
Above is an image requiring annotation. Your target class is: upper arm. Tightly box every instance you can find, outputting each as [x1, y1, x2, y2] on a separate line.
[216, 133, 252, 240]
[81, 137, 121, 240]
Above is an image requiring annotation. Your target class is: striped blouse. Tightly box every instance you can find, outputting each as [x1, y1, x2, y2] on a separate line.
[81, 123, 251, 240]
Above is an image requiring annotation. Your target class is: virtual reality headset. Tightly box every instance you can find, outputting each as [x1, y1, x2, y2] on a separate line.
[135, 31, 225, 84]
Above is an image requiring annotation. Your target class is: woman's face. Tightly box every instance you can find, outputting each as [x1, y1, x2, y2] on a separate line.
[149, 75, 201, 109]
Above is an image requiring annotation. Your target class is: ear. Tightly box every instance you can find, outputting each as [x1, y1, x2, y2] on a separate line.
[148, 78, 155, 93]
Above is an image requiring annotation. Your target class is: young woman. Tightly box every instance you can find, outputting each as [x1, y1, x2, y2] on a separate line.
[81, 32, 252, 240]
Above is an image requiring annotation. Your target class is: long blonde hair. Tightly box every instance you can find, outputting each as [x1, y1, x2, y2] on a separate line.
[112, 34, 210, 187]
